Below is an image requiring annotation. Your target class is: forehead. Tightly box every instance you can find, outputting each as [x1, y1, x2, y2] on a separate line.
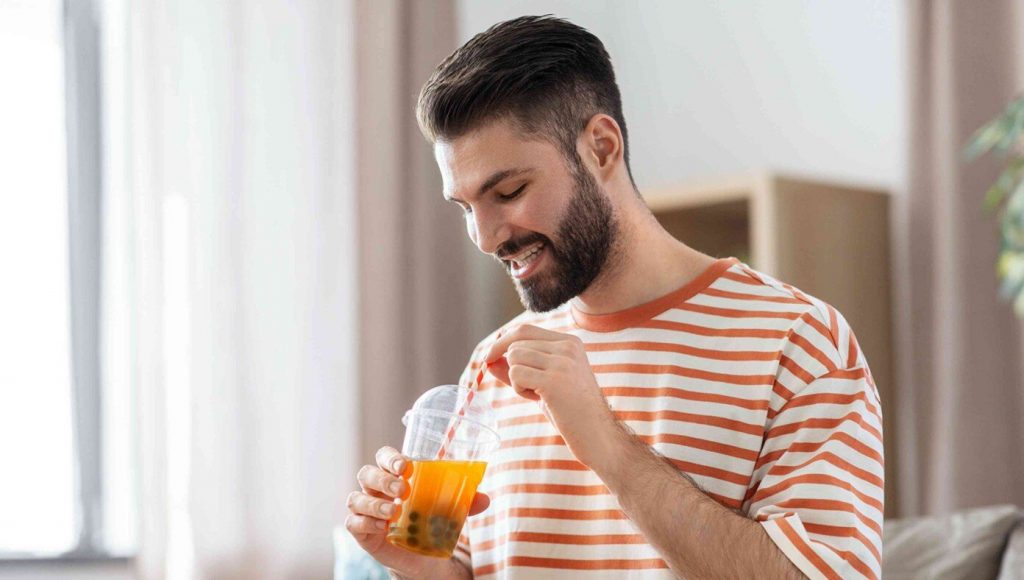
[434, 120, 564, 199]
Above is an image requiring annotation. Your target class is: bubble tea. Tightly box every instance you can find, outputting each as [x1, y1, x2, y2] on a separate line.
[387, 385, 499, 558]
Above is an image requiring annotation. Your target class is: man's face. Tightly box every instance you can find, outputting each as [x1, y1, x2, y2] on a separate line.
[436, 121, 617, 312]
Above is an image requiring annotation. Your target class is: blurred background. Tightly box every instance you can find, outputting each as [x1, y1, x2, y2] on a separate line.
[1, 0, 1022, 578]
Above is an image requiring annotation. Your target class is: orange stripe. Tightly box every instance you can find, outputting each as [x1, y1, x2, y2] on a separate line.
[501, 434, 566, 450]
[766, 411, 882, 445]
[677, 302, 802, 320]
[636, 433, 758, 461]
[500, 408, 763, 436]
[823, 305, 839, 345]
[800, 311, 837, 348]
[779, 281, 813, 305]
[475, 531, 649, 552]
[471, 507, 629, 529]
[739, 265, 768, 285]
[491, 482, 610, 496]
[492, 383, 774, 412]
[585, 340, 781, 361]
[475, 556, 669, 576]
[592, 362, 775, 386]
[721, 270, 762, 286]
[749, 474, 883, 512]
[828, 547, 877, 580]
[602, 386, 771, 411]
[775, 518, 841, 580]
[779, 355, 815, 384]
[639, 318, 788, 339]
[847, 334, 860, 369]
[781, 389, 881, 424]
[771, 498, 882, 536]
[667, 458, 753, 486]
[804, 522, 882, 565]
[498, 414, 555, 428]
[789, 332, 838, 373]
[773, 379, 796, 401]
[499, 432, 758, 462]
[764, 451, 883, 489]
[703, 287, 808, 304]
[617, 409, 763, 435]
[486, 459, 589, 474]
[756, 430, 884, 470]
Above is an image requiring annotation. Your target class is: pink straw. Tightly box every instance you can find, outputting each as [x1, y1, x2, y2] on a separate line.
[436, 334, 502, 460]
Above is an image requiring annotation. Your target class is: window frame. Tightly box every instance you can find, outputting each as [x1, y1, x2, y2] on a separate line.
[0, 0, 124, 564]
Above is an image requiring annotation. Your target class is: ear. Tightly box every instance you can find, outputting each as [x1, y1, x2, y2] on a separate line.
[578, 114, 624, 182]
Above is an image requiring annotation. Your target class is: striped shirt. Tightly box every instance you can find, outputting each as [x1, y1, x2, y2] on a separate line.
[453, 257, 884, 580]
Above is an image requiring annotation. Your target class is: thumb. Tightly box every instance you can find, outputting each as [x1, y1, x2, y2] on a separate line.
[468, 492, 491, 516]
[486, 356, 510, 386]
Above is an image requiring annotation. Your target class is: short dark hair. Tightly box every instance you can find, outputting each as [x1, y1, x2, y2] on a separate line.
[417, 15, 633, 180]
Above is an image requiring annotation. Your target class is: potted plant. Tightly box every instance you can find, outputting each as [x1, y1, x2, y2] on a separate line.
[966, 95, 1024, 316]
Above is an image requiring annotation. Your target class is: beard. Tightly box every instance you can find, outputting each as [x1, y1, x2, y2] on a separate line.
[497, 160, 618, 312]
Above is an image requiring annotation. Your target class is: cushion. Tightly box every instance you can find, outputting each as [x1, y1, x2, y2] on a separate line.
[999, 519, 1024, 580]
[883, 504, 1020, 580]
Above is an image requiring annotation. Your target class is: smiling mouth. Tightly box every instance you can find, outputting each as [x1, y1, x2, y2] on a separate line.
[504, 242, 546, 279]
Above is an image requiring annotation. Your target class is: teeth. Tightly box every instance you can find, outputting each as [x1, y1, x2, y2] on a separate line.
[512, 244, 543, 270]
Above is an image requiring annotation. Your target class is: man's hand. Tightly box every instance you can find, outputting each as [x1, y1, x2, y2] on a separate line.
[346, 446, 489, 579]
[484, 324, 623, 470]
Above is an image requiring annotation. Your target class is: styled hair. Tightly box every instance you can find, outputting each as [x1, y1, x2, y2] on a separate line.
[417, 15, 633, 179]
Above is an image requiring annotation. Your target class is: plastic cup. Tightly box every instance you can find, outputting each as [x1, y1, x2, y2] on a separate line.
[386, 385, 500, 558]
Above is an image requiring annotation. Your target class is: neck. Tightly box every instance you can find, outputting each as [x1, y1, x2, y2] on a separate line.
[571, 198, 716, 316]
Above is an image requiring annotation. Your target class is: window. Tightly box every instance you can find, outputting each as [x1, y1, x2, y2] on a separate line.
[0, 0, 121, 559]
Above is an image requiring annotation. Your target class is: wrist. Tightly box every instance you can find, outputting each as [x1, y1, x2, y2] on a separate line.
[585, 419, 640, 487]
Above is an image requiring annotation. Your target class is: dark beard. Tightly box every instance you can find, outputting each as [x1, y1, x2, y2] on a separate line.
[497, 160, 617, 312]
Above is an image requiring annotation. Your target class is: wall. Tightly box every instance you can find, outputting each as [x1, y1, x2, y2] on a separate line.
[456, 0, 906, 192]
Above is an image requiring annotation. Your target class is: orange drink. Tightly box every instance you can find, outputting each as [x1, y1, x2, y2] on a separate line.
[387, 459, 487, 558]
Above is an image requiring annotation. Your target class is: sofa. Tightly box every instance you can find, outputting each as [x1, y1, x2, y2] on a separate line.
[883, 504, 1023, 579]
[335, 505, 1024, 579]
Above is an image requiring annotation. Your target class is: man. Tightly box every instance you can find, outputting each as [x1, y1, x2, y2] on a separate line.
[346, 15, 883, 580]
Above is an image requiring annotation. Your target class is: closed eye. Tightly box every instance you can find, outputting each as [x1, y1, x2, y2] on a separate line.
[498, 184, 527, 201]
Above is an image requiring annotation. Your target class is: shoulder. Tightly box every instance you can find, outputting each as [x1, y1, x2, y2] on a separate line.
[721, 263, 856, 364]
[725, 264, 878, 408]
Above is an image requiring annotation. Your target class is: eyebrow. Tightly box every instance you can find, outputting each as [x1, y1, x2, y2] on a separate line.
[445, 167, 533, 204]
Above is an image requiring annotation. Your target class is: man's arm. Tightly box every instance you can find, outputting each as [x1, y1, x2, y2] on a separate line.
[590, 420, 806, 579]
[391, 558, 471, 580]
[486, 324, 882, 579]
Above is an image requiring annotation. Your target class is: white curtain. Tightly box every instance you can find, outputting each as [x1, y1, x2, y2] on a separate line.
[104, 1, 359, 577]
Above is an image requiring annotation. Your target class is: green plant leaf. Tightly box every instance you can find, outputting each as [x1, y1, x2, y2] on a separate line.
[984, 159, 1024, 211]
[965, 118, 1008, 160]
[994, 97, 1024, 154]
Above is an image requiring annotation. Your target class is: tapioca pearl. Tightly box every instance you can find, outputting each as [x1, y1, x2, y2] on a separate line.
[409, 511, 420, 522]
[408, 525, 419, 535]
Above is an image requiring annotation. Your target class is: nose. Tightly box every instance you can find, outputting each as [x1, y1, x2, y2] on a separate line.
[467, 206, 510, 256]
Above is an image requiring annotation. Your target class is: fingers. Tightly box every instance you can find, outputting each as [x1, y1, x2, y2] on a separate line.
[468, 492, 491, 516]
[484, 324, 568, 362]
[358, 464, 407, 499]
[487, 356, 511, 386]
[347, 490, 398, 521]
[505, 345, 554, 370]
[345, 513, 388, 535]
[375, 446, 409, 476]
[508, 364, 542, 400]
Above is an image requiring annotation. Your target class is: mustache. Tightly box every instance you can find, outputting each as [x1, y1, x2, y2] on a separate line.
[495, 233, 550, 261]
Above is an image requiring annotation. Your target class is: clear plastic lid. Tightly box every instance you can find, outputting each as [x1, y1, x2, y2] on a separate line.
[401, 385, 499, 461]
